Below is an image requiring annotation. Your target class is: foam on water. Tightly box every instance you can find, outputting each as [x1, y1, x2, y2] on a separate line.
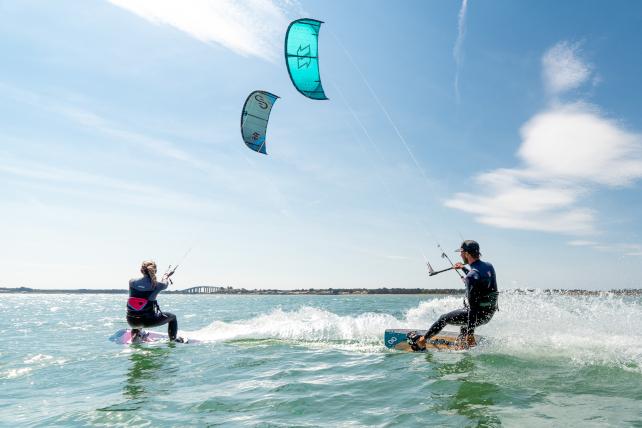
[2, 367, 32, 379]
[23, 354, 53, 364]
[185, 292, 642, 370]
[189, 306, 398, 344]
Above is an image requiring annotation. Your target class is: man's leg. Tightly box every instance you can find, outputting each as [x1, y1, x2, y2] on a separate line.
[458, 314, 476, 346]
[424, 308, 469, 339]
[460, 326, 472, 336]
[460, 309, 496, 345]
[467, 309, 495, 332]
[462, 310, 478, 338]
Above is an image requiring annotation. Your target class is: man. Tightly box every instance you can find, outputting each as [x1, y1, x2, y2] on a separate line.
[408, 240, 498, 350]
[126, 260, 184, 343]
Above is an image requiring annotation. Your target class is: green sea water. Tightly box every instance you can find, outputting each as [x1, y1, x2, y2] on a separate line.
[1, 293, 641, 427]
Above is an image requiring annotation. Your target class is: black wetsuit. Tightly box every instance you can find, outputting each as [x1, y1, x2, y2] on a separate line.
[425, 260, 498, 338]
[126, 276, 178, 340]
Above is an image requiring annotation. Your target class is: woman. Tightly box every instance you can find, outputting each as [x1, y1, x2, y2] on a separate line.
[126, 260, 183, 342]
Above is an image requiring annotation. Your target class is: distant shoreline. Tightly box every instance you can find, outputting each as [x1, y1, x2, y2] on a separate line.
[1, 286, 640, 296]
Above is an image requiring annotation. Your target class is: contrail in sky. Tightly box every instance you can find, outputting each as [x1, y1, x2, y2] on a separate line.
[453, 0, 469, 103]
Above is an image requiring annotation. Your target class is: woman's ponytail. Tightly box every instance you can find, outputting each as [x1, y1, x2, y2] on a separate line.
[140, 260, 158, 288]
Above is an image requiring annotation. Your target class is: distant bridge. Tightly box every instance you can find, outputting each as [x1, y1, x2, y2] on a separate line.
[182, 286, 224, 294]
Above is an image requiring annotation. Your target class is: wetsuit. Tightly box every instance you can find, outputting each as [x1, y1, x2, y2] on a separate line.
[126, 276, 178, 340]
[424, 260, 498, 339]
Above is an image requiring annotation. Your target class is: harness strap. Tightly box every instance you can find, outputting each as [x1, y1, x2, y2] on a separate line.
[478, 291, 499, 308]
[127, 297, 149, 311]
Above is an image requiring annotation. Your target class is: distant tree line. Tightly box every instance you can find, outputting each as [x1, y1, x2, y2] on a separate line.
[1, 286, 641, 296]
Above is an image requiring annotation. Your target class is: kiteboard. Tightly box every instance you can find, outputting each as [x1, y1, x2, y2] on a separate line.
[384, 329, 477, 352]
[110, 329, 196, 345]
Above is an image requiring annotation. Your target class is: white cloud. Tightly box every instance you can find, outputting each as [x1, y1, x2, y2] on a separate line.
[542, 41, 592, 95]
[108, 0, 298, 62]
[519, 104, 642, 186]
[445, 41, 642, 241]
[446, 190, 596, 235]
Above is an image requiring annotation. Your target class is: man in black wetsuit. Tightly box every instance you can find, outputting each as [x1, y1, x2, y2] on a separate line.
[126, 260, 183, 342]
[409, 240, 498, 350]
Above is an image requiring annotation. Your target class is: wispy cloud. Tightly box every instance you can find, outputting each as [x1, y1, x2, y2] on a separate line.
[58, 105, 207, 168]
[384, 255, 410, 260]
[567, 240, 597, 247]
[0, 81, 306, 218]
[453, 0, 469, 103]
[591, 243, 642, 257]
[108, 0, 299, 62]
[446, 41, 642, 243]
[542, 41, 592, 95]
[0, 157, 219, 213]
[0, 82, 205, 168]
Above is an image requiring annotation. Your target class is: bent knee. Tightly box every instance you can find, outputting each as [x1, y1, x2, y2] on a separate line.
[437, 314, 450, 324]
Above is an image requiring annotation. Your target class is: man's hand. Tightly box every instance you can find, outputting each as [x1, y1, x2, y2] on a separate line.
[453, 262, 464, 269]
[417, 335, 426, 348]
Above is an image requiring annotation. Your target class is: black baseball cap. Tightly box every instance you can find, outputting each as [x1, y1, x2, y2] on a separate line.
[455, 240, 480, 253]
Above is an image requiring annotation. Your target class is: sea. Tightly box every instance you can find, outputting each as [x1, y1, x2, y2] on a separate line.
[1, 292, 641, 427]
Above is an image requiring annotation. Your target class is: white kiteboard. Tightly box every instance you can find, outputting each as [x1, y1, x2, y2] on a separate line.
[110, 329, 196, 345]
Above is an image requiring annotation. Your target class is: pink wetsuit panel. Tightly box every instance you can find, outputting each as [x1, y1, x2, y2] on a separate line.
[127, 297, 148, 311]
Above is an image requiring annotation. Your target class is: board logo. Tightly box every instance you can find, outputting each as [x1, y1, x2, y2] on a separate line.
[387, 336, 398, 345]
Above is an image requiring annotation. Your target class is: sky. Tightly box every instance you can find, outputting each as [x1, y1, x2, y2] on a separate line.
[1, 0, 641, 290]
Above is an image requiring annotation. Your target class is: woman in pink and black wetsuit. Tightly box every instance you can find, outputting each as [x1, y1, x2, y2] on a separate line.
[126, 260, 181, 342]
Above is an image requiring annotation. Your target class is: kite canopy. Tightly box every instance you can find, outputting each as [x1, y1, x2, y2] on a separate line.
[285, 18, 328, 100]
[240, 90, 279, 155]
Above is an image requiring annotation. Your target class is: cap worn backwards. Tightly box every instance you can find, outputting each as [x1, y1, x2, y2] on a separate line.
[455, 240, 480, 253]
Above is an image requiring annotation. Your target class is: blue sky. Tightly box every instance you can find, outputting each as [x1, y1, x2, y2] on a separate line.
[1, 0, 641, 290]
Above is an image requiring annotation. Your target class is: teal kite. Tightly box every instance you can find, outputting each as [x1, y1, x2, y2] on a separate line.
[285, 18, 328, 100]
[240, 90, 279, 155]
